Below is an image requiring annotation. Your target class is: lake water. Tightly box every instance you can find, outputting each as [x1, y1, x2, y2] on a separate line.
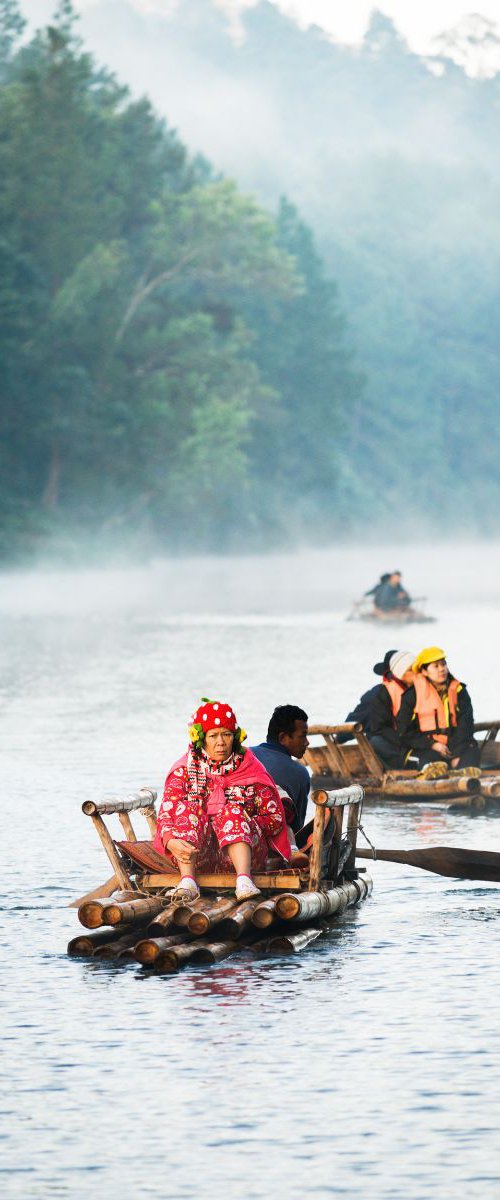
[2, 544, 500, 1199]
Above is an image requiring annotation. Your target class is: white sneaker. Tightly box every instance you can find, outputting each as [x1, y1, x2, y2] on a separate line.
[235, 875, 261, 901]
[172, 877, 200, 902]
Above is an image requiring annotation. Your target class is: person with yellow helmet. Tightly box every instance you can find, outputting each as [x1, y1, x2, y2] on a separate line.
[396, 647, 479, 774]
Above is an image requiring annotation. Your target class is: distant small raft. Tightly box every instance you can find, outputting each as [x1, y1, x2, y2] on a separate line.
[68, 785, 372, 973]
[303, 722, 500, 811]
[347, 598, 435, 623]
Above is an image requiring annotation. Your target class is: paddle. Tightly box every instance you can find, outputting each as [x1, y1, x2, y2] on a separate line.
[356, 845, 500, 882]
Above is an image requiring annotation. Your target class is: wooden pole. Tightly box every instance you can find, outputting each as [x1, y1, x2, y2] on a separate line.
[354, 731, 385, 780]
[345, 801, 361, 872]
[101, 896, 165, 926]
[134, 934, 187, 965]
[327, 805, 344, 883]
[308, 803, 326, 891]
[69, 875, 119, 909]
[191, 940, 240, 965]
[187, 897, 241, 936]
[356, 844, 500, 882]
[266, 927, 322, 955]
[85, 813, 132, 889]
[118, 812, 136, 841]
[216, 898, 263, 939]
[143, 805, 158, 837]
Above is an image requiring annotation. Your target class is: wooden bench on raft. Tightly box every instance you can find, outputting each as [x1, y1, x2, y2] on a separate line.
[71, 779, 366, 909]
[303, 722, 500, 802]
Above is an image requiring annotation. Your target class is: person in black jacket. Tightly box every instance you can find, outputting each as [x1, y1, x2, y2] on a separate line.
[396, 646, 479, 772]
[375, 571, 411, 612]
[343, 648, 415, 767]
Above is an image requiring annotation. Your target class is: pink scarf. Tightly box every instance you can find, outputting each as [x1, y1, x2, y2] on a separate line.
[161, 746, 291, 861]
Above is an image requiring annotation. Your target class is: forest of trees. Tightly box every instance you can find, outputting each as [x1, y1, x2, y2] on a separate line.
[3, 0, 500, 561]
[0, 0, 361, 559]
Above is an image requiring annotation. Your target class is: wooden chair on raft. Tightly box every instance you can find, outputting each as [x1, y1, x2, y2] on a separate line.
[72, 781, 366, 909]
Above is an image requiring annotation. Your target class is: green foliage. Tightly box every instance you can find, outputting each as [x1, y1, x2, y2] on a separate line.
[0, 1, 358, 557]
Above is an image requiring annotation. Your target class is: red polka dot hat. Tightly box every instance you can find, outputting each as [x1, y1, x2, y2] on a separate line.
[193, 700, 238, 732]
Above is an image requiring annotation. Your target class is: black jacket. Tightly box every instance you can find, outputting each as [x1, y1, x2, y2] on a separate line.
[396, 679, 475, 757]
[344, 681, 403, 748]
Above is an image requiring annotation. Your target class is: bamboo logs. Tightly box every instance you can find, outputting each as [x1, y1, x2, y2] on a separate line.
[68, 927, 125, 956]
[78, 890, 137, 928]
[313, 784, 365, 808]
[216, 898, 263, 939]
[251, 898, 278, 928]
[378, 776, 480, 797]
[276, 877, 372, 922]
[100, 896, 165, 927]
[93, 932, 143, 959]
[172, 897, 209, 928]
[134, 934, 188, 965]
[154, 941, 207, 973]
[266, 927, 323, 955]
[147, 903, 181, 934]
[191, 941, 239, 965]
[82, 788, 157, 816]
[479, 777, 500, 798]
[187, 897, 241, 936]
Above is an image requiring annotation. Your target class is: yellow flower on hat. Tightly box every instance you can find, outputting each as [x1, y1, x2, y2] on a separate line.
[237, 726, 247, 743]
[412, 646, 446, 672]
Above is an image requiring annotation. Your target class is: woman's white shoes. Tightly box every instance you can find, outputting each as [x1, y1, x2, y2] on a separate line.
[235, 875, 261, 901]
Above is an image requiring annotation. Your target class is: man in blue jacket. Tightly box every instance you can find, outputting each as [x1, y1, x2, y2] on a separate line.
[251, 704, 310, 832]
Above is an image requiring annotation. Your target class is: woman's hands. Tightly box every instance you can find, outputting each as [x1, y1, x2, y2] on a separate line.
[167, 837, 197, 864]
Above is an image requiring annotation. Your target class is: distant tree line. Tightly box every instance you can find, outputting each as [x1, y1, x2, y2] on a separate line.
[0, 0, 361, 559]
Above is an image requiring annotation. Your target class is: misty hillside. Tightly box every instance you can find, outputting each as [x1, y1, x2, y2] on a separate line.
[76, 0, 500, 530]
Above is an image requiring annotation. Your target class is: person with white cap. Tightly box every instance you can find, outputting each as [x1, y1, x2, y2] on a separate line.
[397, 647, 480, 775]
[342, 648, 415, 768]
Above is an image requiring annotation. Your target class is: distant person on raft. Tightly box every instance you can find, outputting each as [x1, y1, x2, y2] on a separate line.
[154, 699, 292, 902]
[396, 647, 480, 776]
[374, 571, 412, 613]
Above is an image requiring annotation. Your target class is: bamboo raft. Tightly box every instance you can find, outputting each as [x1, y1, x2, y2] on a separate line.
[68, 784, 372, 972]
[347, 597, 435, 624]
[303, 721, 500, 811]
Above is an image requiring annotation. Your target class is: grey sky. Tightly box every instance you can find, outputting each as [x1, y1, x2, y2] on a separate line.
[20, 0, 500, 44]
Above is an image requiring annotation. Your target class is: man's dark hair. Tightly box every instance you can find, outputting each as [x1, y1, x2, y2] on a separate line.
[267, 705, 308, 742]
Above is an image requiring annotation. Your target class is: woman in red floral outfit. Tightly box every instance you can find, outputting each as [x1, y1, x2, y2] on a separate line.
[154, 699, 292, 901]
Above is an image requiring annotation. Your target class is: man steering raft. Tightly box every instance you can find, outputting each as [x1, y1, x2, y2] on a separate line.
[397, 646, 480, 776]
[154, 699, 292, 902]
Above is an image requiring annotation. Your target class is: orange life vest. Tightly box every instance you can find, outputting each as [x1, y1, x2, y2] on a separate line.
[413, 675, 461, 744]
[382, 676, 406, 718]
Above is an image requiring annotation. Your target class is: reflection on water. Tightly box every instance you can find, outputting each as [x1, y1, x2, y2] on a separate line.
[3, 550, 500, 1198]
